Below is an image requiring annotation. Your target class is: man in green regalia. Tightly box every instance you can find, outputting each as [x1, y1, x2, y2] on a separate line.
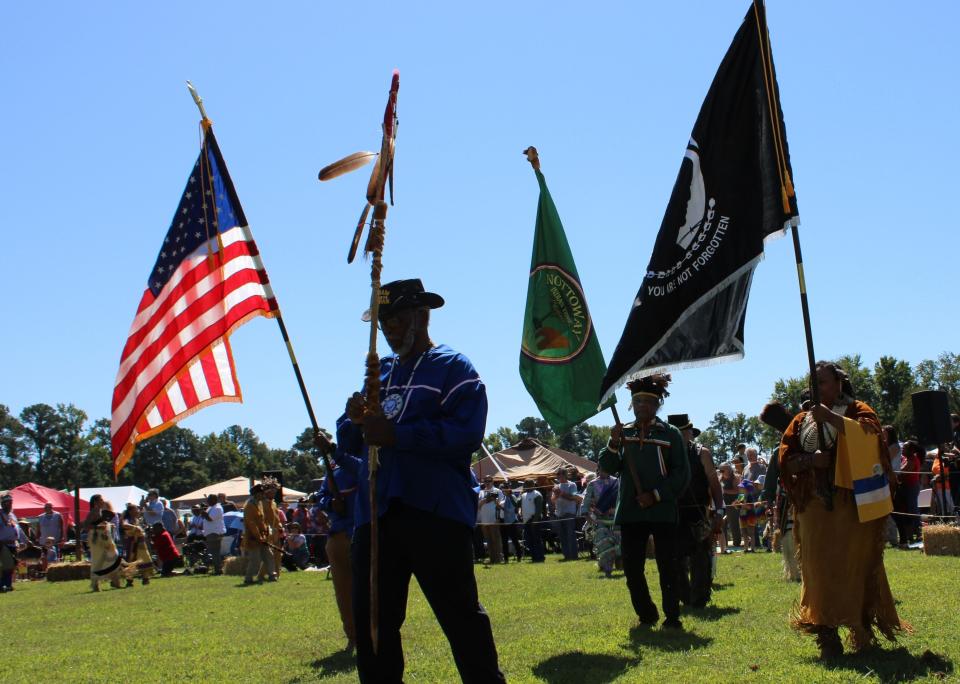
[601, 374, 689, 630]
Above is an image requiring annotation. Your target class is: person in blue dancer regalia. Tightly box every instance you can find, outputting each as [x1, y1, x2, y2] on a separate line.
[336, 278, 504, 684]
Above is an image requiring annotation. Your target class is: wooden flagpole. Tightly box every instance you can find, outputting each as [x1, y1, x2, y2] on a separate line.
[752, 3, 833, 506]
[750, 3, 819, 407]
[73, 485, 82, 562]
[183, 81, 339, 481]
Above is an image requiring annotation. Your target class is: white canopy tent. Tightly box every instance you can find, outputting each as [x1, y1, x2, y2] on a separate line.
[75, 486, 149, 512]
[170, 476, 307, 509]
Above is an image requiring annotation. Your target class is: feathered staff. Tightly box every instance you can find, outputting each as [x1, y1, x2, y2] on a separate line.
[318, 70, 399, 653]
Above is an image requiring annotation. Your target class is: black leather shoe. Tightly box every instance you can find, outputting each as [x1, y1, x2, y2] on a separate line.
[638, 604, 659, 625]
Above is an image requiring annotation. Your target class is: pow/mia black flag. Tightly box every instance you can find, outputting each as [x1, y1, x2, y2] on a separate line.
[599, 2, 799, 405]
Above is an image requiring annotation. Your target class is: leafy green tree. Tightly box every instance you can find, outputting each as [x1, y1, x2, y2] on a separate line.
[697, 429, 721, 463]
[200, 431, 247, 483]
[756, 425, 783, 458]
[873, 356, 916, 425]
[836, 354, 879, 409]
[292, 425, 335, 458]
[272, 448, 324, 494]
[705, 412, 762, 460]
[894, 393, 917, 440]
[515, 417, 555, 445]
[219, 425, 273, 475]
[82, 418, 121, 485]
[586, 425, 612, 462]
[19, 403, 60, 479]
[126, 426, 207, 498]
[915, 352, 960, 411]
[484, 427, 520, 454]
[0, 404, 30, 488]
[770, 375, 808, 417]
[42, 404, 100, 489]
[557, 423, 592, 458]
[277, 429, 327, 492]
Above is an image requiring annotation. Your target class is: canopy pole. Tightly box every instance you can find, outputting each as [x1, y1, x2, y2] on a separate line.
[74, 486, 82, 562]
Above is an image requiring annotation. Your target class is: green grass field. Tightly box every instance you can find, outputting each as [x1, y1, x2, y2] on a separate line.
[1, 550, 956, 683]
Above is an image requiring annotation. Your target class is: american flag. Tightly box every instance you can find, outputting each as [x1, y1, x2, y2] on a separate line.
[111, 128, 277, 476]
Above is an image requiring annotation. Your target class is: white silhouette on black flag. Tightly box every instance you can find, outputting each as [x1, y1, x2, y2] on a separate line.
[599, 3, 799, 405]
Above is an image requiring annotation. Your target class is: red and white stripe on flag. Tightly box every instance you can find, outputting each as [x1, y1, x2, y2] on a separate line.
[134, 337, 240, 440]
[111, 224, 276, 475]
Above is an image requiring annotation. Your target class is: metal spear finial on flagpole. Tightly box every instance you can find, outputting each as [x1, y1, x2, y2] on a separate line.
[185, 81, 210, 123]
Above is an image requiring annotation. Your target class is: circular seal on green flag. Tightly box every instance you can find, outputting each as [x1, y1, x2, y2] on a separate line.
[521, 264, 593, 364]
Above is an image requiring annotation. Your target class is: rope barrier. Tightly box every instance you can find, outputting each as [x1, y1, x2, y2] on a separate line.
[889, 511, 959, 520]
[475, 519, 585, 528]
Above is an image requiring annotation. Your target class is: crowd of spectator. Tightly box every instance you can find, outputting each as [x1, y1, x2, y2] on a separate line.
[2, 422, 959, 592]
[468, 426, 960, 568]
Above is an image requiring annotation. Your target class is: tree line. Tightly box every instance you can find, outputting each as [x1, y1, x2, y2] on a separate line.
[697, 352, 960, 463]
[3, 352, 956, 496]
[0, 403, 325, 498]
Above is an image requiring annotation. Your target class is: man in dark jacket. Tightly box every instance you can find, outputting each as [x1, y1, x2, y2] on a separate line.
[669, 414, 723, 608]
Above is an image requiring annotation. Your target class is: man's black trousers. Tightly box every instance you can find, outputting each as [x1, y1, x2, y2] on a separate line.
[352, 503, 505, 683]
[676, 517, 713, 608]
[620, 521, 681, 623]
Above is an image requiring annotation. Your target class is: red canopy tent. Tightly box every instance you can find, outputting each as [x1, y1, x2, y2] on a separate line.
[7, 483, 90, 528]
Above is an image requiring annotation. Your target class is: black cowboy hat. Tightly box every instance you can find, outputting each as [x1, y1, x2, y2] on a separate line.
[361, 278, 444, 322]
[667, 413, 701, 437]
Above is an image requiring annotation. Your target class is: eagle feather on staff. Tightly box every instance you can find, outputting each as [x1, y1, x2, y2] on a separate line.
[318, 76, 398, 263]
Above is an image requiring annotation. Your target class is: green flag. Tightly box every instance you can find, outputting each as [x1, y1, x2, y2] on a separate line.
[520, 167, 613, 434]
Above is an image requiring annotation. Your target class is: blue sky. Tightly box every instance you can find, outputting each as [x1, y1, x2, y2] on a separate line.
[2, 2, 957, 460]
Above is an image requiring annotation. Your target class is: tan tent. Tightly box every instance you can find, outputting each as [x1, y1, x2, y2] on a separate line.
[473, 438, 597, 483]
[171, 476, 307, 509]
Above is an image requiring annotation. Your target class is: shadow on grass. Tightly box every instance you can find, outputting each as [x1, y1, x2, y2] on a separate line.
[310, 648, 356, 677]
[627, 624, 712, 652]
[711, 582, 733, 591]
[532, 651, 640, 683]
[817, 647, 952, 682]
[681, 605, 741, 621]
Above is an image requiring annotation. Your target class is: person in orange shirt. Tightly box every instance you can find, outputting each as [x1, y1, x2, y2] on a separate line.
[257, 479, 283, 581]
[930, 456, 955, 517]
[243, 484, 275, 584]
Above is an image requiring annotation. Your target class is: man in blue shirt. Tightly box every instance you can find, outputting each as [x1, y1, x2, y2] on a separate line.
[338, 278, 504, 683]
[142, 489, 164, 527]
[498, 482, 522, 563]
[551, 468, 582, 560]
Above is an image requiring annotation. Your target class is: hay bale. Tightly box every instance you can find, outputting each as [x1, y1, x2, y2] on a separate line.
[922, 525, 960, 557]
[223, 555, 247, 576]
[46, 561, 92, 582]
